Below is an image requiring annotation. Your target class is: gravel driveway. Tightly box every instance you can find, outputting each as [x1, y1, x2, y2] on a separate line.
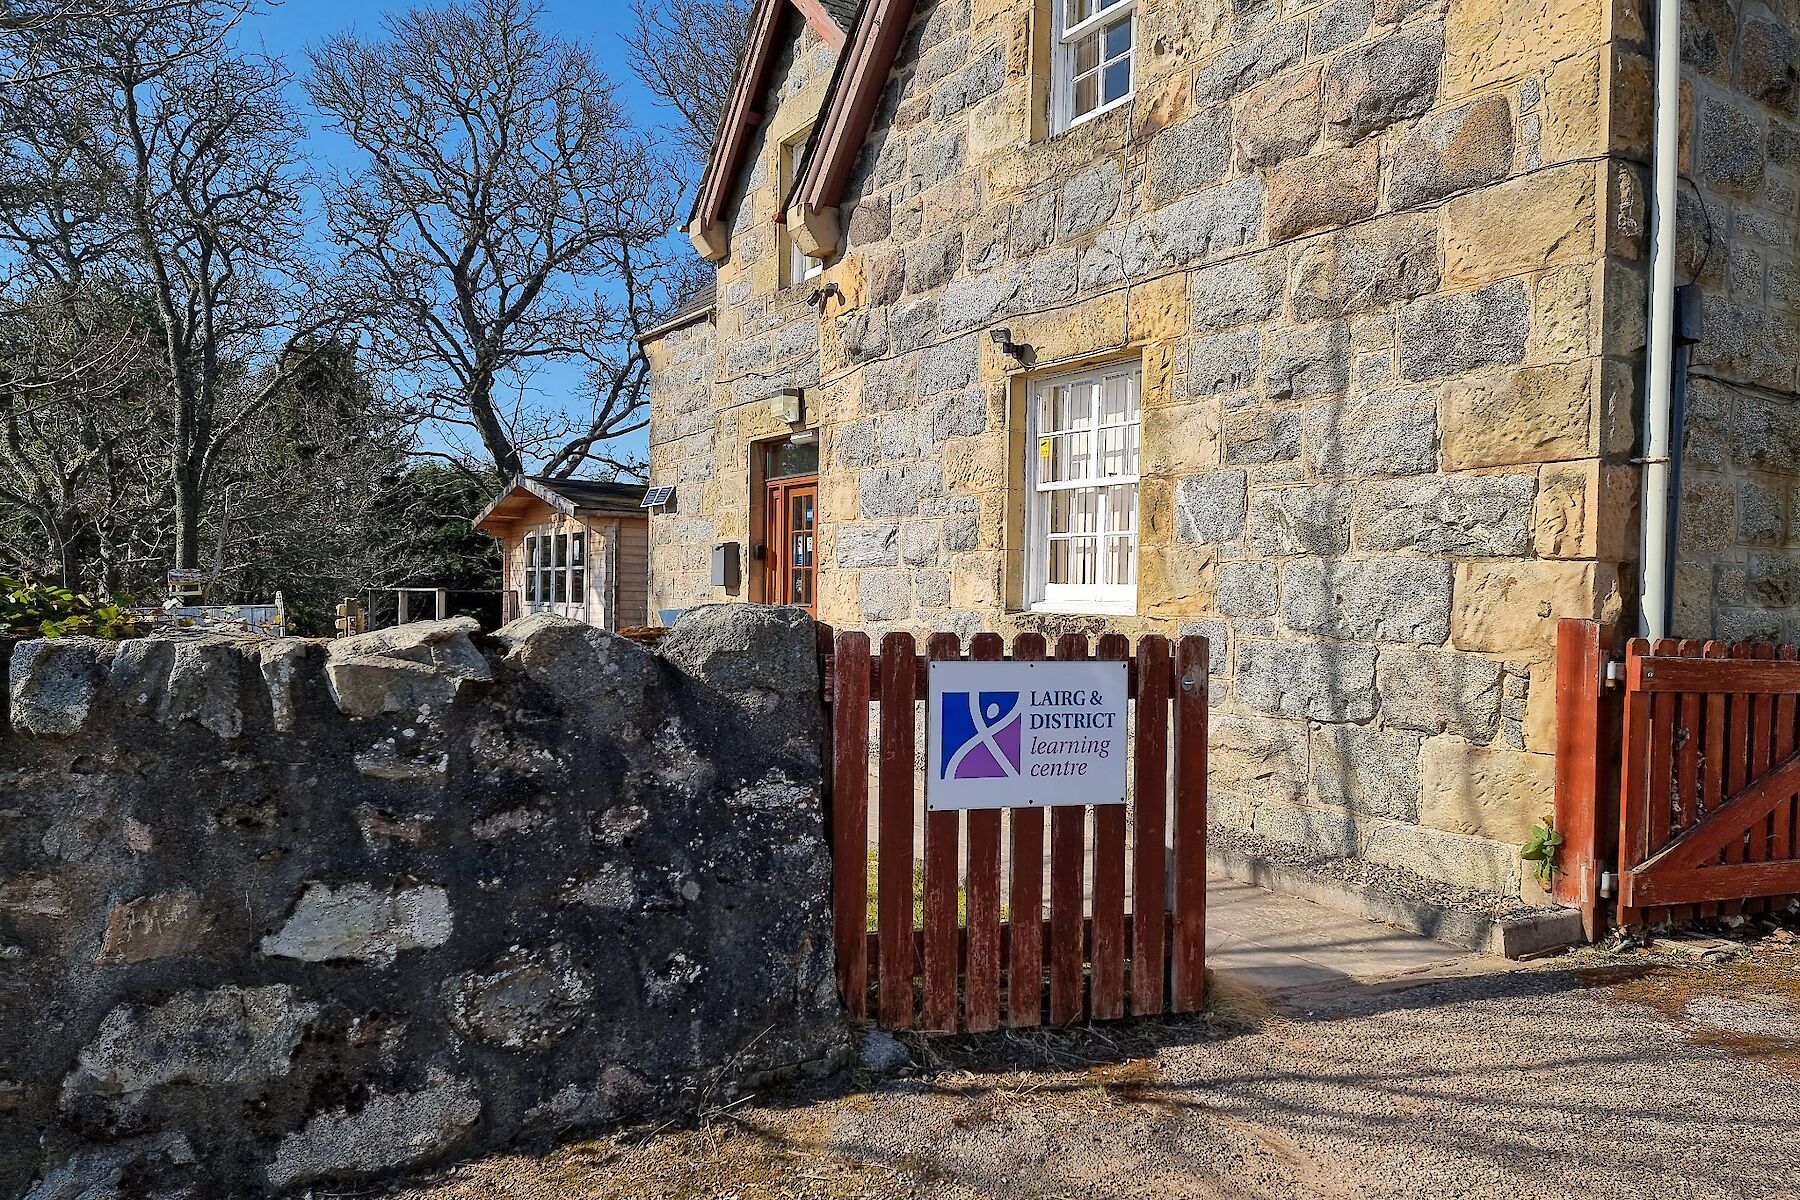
[393, 943, 1800, 1200]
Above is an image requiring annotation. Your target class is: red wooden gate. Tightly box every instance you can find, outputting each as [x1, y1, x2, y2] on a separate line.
[1559, 619, 1800, 930]
[1615, 636, 1800, 926]
[823, 629, 1209, 1032]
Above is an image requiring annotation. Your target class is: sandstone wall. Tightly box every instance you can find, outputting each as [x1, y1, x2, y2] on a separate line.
[0, 610, 844, 1198]
[647, 0, 1654, 901]
[1668, 0, 1800, 641]
[649, 9, 839, 611]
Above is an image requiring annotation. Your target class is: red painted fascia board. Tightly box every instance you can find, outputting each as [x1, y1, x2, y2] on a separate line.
[691, 0, 785, 230]
[791, 0, 850, 49]
[690, 0, 853, 233]
[792, 0, 914, 216]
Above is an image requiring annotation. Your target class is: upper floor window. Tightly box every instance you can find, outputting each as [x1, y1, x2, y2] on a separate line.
[1053, 0, 1135, 133]
[780, 127, 823, 288]
[1026, 362, 1140, 614]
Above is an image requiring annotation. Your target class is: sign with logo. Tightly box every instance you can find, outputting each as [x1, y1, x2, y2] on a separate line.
[926, 659, 1129, 811]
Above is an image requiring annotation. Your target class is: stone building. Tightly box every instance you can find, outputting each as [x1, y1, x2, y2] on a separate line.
[641, 0, 1800, 903]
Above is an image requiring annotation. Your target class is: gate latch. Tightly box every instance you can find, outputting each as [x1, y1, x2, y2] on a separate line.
[1179, 671, 1205, 695]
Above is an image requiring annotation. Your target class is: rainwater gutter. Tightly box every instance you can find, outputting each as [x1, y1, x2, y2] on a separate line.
[1638, 0, 1683, 640]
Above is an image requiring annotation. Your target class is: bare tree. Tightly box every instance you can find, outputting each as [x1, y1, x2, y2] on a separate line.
[0, 4, 350, 570]
[0, 1, 256, 88]
[0, 285, 165, 588]
[623, 0, 751, 164]
[310, 0, 689, 483]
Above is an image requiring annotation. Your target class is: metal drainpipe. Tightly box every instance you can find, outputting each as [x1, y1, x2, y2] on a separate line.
[1639, 0, 1683, 640]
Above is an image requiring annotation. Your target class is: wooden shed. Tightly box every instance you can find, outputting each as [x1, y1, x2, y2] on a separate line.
[474, 476, 650, 630]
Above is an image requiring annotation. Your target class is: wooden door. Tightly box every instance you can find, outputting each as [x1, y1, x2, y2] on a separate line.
[764, 477, 817, 613]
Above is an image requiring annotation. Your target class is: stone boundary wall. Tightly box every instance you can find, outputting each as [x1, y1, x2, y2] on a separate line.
[0, 609, 845, 1199]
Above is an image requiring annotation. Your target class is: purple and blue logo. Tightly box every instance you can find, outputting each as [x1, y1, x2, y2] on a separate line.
[940, 691, 1023, 780]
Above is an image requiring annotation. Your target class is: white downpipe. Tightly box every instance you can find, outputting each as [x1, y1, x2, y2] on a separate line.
[1639, 0, 1683, 640]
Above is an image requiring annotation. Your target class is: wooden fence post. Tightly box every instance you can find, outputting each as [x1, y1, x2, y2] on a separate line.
[1170, 635, 1208, 1013]
[1553, 618, 1614, 941]
[830, 631, 870, 1021]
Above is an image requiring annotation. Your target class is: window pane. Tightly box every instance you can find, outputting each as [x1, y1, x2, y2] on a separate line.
[1104, 14, 1132, 60]
[1098, 425, 1139, 478]
[1049, 381, 1094, 432]
[555, 533, 568, 568]
[1094, 383, 1123, 429]
[1105, 535, 1136, 586]
[1044, 431, 1091, 483]
[765, 439, 820, 480]
[1075, 31, 1100, 78]
[526, 571, 537, 604]
[1104, 484, 1136, 532]
[1065, 0, 1092, 26]
[1103, 56, 1132, 104]
[524, 535, 536, 569]
[570, 532, 586, 567]
[570, 569, 585, 601]
[1074, 72, 1098, 116]
[553, 570, 567, 603]
[1050, 537, 1098, 586]
[1050, 488, 1100, 535]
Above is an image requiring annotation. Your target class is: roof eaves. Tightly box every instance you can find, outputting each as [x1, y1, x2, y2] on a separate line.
[687, 0, 854, 257]
[789, 0, 913, 234]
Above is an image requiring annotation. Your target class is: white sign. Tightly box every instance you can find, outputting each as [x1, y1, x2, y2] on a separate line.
[926, 659, 1129, 811]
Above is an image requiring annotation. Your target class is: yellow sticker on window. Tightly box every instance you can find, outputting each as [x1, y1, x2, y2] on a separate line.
[1038, 438, 1051, 458]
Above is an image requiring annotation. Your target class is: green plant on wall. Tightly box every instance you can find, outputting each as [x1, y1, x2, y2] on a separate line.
[1, 577, 148, 640]
[1520, 815, 1564, 888]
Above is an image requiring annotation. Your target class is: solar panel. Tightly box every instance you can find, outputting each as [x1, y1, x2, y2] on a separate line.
[641, 485, 675, 509]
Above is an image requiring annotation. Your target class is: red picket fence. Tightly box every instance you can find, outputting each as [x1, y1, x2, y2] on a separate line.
[1556, 619, 1800, 931]
[822, 628, 1209, 1033]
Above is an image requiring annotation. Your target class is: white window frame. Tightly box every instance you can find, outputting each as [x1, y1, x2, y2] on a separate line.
[780, 127, 823, 287]
[1051, 0, 1136, 135]
[521, 524, 589, 618]
[1025, 362, 1141, 615]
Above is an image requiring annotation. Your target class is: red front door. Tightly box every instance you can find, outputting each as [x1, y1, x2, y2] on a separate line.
[764, 477, 817, 613]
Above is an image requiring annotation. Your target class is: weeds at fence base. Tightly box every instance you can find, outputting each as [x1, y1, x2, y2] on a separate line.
[861, 969, 1267, 1082]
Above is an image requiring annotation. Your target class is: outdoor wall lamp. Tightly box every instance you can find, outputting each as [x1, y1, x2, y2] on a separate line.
[990, 327, 1035, 365]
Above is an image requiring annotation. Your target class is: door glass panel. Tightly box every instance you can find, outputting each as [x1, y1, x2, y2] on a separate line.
[792, 568, 812, 606]
[570, 532, 586, 567]
[554, 533, 568, 568]
[570, 570, 584, 602]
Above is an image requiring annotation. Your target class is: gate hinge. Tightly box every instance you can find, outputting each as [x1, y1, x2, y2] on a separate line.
[1599, 871, 1618, 899]
[1602, 659, 1625, 689]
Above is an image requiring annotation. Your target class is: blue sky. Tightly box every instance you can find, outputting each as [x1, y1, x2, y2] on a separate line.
[238, 0, 681, 474]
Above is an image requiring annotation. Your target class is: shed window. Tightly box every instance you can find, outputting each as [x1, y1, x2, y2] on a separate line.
[1027, 362, 1139, 613]
[1053, 0, 1134, 133]
[523, 525, 585, 610]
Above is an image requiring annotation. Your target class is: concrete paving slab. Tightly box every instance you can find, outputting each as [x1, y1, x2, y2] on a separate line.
[1206, 873, 1474, 995]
